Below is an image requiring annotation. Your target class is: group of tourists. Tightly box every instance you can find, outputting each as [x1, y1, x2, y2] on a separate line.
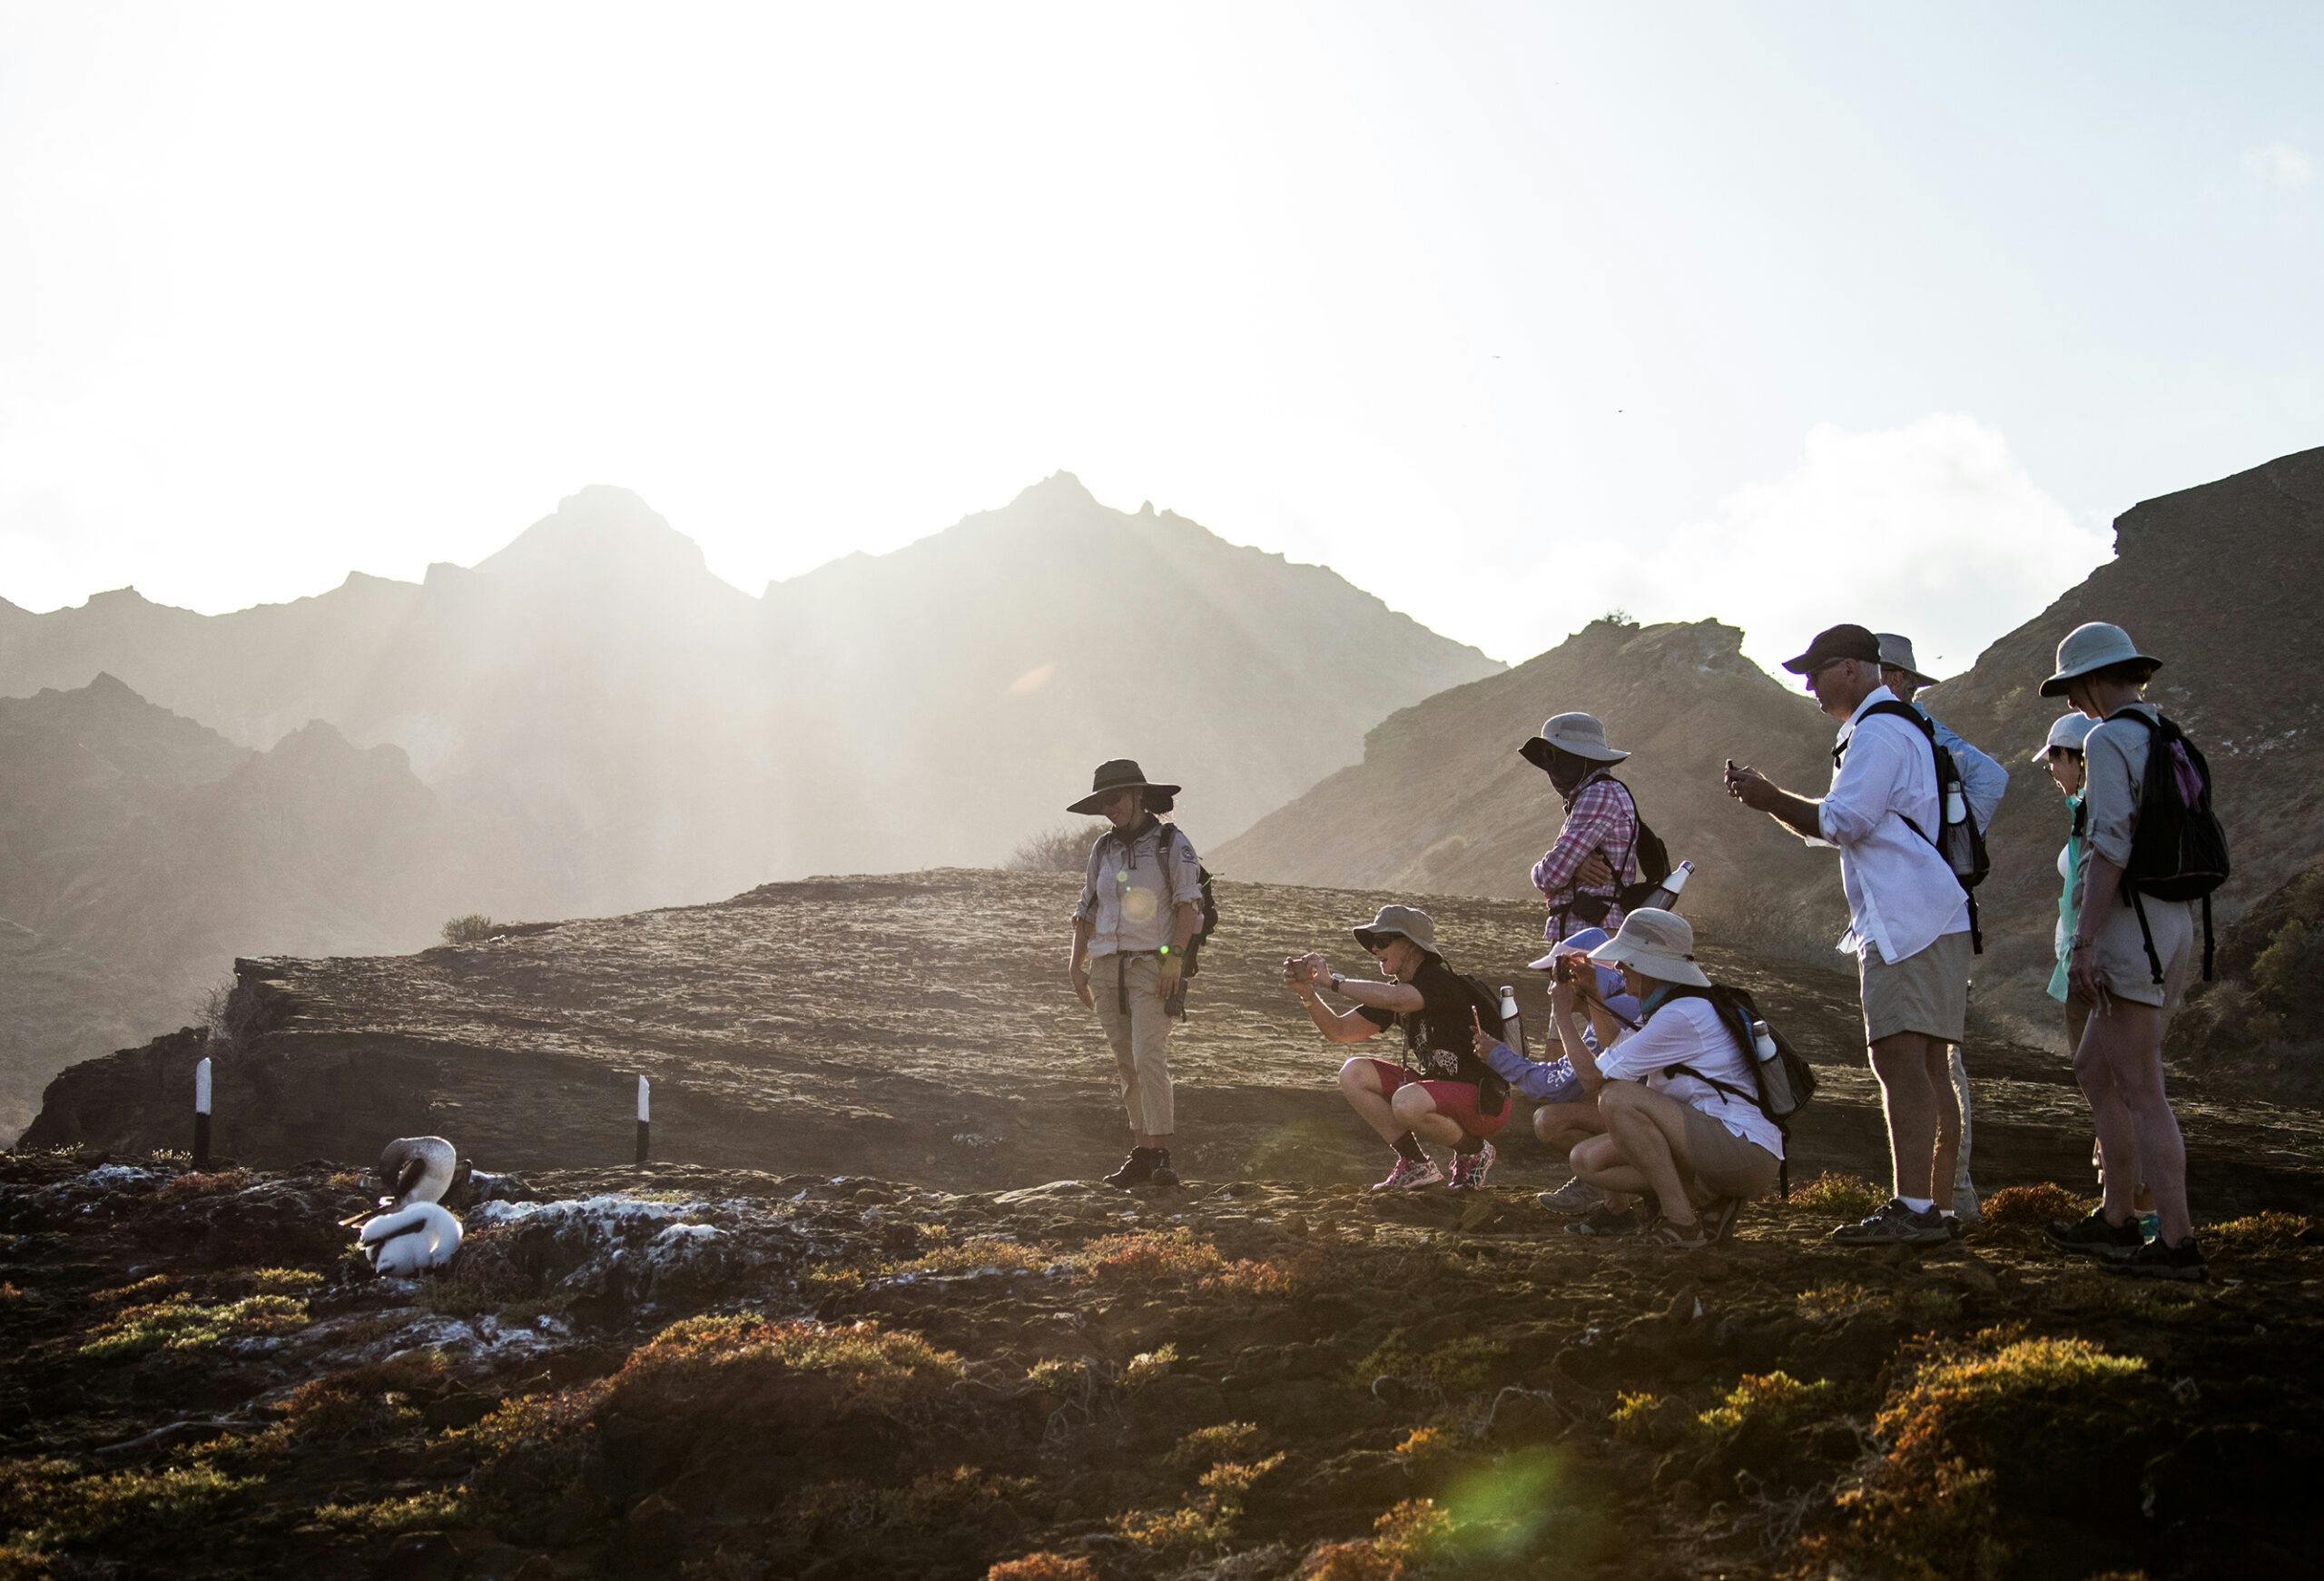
[1064, 618, 2222, 1280]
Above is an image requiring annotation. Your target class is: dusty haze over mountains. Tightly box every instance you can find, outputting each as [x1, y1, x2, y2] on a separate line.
[0, 476, 1499, 1126]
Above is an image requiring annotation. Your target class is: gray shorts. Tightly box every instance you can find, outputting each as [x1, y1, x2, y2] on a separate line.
[1679, 1103, 1782, 1201]
[1860, 930, 1972, 1044]
[2087, 894, 2195, 1011]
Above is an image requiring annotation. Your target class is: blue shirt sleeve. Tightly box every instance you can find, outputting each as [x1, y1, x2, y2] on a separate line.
[1930, 714, 2009, 833]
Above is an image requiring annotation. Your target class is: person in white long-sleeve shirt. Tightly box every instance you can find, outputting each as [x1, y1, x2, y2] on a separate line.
[1724, 623, 1971, 1248]
[1877, 632, 2008, 1227]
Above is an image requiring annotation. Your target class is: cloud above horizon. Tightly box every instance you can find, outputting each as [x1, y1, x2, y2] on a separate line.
[2244, 142, 2315, 187]
[1541, 415, 2115, 681]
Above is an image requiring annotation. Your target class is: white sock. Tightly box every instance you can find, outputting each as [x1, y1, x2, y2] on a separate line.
[1900, 1195, 1935, 1213]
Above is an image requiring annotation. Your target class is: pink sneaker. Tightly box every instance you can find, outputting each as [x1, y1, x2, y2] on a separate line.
[1369, 1156, 1444, 1191]
[1449, 1141, 1498, 1191]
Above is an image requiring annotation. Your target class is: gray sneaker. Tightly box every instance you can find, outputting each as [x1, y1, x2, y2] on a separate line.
[1829, 1198, 1952, 1247]
[1537, 1177, 1604, 1215]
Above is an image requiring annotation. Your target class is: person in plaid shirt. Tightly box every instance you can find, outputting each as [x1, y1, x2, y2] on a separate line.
[1519, 712, 1641, 943]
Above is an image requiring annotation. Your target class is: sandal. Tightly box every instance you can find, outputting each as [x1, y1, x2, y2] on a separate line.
[1649, 1217, 1711, 1250]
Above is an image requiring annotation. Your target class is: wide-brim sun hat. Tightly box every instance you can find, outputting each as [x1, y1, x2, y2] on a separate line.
[1068, 758, 1181, 815]
[2039, 622, 2162, 698]
[1518, 711, 1630, 771]
[1587, 906, 1711, 989]
[1352, 904, 1437, 954]
[1875, 632, 1937, 688]
[2031, 711, 2101, 761]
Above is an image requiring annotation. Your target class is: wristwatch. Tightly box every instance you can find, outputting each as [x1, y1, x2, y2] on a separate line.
[1329, 973, 1345, 993]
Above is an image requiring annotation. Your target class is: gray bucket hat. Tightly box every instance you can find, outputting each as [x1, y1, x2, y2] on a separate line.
[2040, 622, 2161, 698]
[1876, 633, 1936, 687]
[1587, 907, 1711, 989]
[1352, 904, 1437, 954]
[1519, 711, 1630, 772]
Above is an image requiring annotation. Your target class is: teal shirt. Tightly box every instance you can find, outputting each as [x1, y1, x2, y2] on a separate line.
[2046, 793, 2086, 1003]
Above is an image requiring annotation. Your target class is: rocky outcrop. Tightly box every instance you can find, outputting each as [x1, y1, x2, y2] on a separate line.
[1924, 444, 2324, 1031]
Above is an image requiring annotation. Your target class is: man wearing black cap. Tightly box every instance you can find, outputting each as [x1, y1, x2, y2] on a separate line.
[1723, 624, 1973, 1248]
[1068, 759, 1205, 1189]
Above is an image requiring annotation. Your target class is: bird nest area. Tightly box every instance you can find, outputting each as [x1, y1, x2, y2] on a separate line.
[2, 1150, 2321, 1579]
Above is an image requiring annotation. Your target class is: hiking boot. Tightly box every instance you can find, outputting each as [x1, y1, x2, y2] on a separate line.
[1448, 1141, 1497, 1191]
[1829, 1199, 1952, 1247]
[1369, 1156, 1444, 1192]
[1564, 1203, 1643, 1237]
[1147, 1149, 1180, 1190]
[1537, 1177, 1604, 1214]
[2102, 1235, 2208, 1282]
[2043, 1209, 2144, 1259]
[1102, 1149, 1156, 1190]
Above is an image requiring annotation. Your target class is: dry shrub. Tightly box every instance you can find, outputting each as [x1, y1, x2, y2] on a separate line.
[2205, 1210, 2313, 1255]
[614, 1315, 964, 1417]
[1299, 1499, 1454, 1579]
[454, 1383, 610, 1515]
[0, 1457, 256, 1553]
[1083, 1228, 1226, 1287]
[312, 1487, 465, 1534]
[893, 1238, 1059, 1277]
[153, 1169, 254, 1204]
[78, 1293, 306, 1362]
[279, 1352, 448, 1441]
[1121, 1344, 1179, 1389]
[1980, 1182, 2093, 1231]
[1787, 1172, 1887, 1219]
[1797, 1328, 2153, 1579]
[1170, 1422, 1263, 1471]
[987, 1555, 1096, 1581]
[1199, 1256, 1297, 1299]
[1693, 1372, 1833, 1443]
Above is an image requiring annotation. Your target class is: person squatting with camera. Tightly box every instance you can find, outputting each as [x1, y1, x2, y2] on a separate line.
[1499, 908, 1786, 1248]
[1287, 904, 1511, 1191]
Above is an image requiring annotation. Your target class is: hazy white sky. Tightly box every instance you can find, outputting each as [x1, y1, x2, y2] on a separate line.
[3, 2, 2318, 675]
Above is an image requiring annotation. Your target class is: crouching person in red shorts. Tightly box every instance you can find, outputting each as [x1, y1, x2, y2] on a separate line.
[1286, 904, 1510, 1191]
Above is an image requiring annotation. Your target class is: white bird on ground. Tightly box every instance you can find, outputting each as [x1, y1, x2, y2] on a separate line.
[358, 1201, 464, 1275]
[348, 1135, 467, 1273]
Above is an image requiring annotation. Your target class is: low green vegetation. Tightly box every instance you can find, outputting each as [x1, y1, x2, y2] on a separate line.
[78, 1293, 307, 1361]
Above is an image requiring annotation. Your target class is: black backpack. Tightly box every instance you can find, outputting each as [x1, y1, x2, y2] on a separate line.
[2108, 709, 2230, 984]
[1856, 701, 1993, 952]
[1652, 984, 1817, 1197]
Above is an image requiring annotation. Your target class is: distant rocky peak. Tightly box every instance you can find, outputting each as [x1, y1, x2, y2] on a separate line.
[1009, 470, 1099, 510]
[473, 486, 727, 595]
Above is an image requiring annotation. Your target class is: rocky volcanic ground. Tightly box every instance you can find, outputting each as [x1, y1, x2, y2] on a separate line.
[0, 1152, 2318, 1580]
[11, 869, 2324, 1577]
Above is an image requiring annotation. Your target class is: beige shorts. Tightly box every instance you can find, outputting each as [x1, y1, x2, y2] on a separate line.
[1860, 930, 1972, 1044]
[2085, 894, 2195, 1011]
[1678, 1103, 1783, 1201]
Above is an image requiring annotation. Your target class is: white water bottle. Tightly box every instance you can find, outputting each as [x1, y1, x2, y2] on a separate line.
[1497, 985, 1523, 1056]
[1750, 1019, 1777, 1062]
[1945, 782, 1968, 827]
[1640, 858, 1695, 912]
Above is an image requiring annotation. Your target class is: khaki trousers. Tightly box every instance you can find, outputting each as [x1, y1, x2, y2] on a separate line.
[1091, 952, 1176, 1136]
